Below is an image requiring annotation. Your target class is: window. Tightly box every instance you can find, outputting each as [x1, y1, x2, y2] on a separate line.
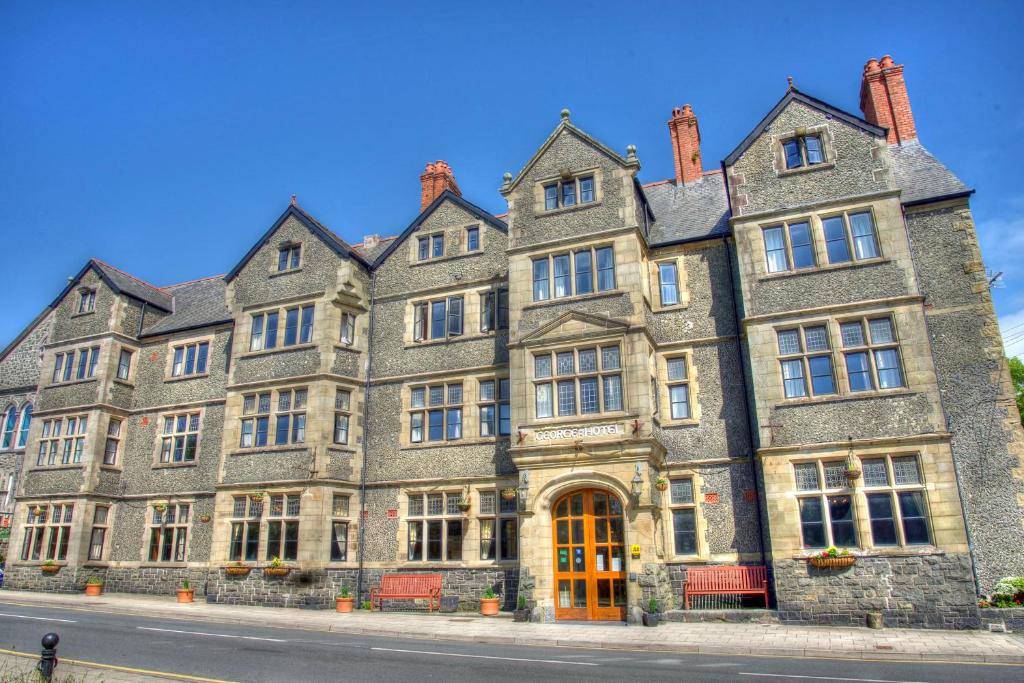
[240, 392, 271, 448]
[777, 325, 835, 399]
[36, 416, 87, 466]
[409, 382, 462, 443]
[229, 496, 262, 562]
[840, 317, 905, 392]
[416, 233, 444, 260]
[334, 389, 351, 445]
[280, 305, 315, 346]
[862, 455, 931, 546]
[340, 311, 356, 345]
[479, 378, 511, 437]
[658, 262, 680, 306]
[277, 244, 301, 272]
[249, 311, 279, 351]
[171, 341, 209, 377]
[543, 175, 595, 210]
[240, 388, 305, 448]
[532, 246, 615, 302]
[821, 210, 880, 264]
[479, 490, 518, 560]
[407, 492, 464, 561]
[794, 461, 858, 549]
[148, 503, 190, 562]
[16, 403, 32, 449]
[159, 413, 200, 463]
[78, 289, 96, 313]
[51, 347, 99, 384]
[666, 357, 691, 420]
[1, 406, 15, 449]
[103, 418, 122, 465]
[669, 478, 697, 555]
[88, 505, 109, 561]
[432, 233, 444, 258]
[466, 226, 480, 252]
[418, 237, 429, 261]
[21, 503, 73, 561]
[479, 289, 509, 332]
[116, 349, 132, 380]
[763, 220, 814, 273]
[266, 494, 300, 561]
[782, 134, 825, 170]
[330, 494, 350, 561]
[412, 296, 463, 342]
[534, 345, 622, 418]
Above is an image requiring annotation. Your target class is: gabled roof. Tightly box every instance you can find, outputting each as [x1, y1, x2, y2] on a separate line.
[140, 276, 233, 338]
[224, 203, 371, 282]
[502, 113, 637, 194]
[50, 259, 174, 312]
[519, 310, 629, 344]
[644, 172, 731, 246]
[370, 190, 508, 267]
[723, 88, 886, 166]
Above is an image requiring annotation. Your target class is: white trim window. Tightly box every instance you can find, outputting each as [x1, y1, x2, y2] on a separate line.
[840, 317, 905, 392]
[822, 210, 880, 264]
[36, 416, 87, 466]
[148, 503, 190, 562]
[330, 494, 350, 562]
[532, 246, 614, 301]
[862, 455, 931, 547]
[777, 325, 836, 399]
[116, 349, 133, 380]
[409, 383, 462, 443]
[171, 341, 209, 377]
[478, 379, 510, 437]
[534, 345, 623, 418]
[407, 492, 463, 562]
[266, 494, 300, 561]
[88, 505, 110, 561]
[479, 490, 518, 561]
[658, 262, 680, 306]
[21, 503, 73, 561]
[794, 461, 857, 549]
[159, 413, 199, 463]
[334, 389, 351, 445]
[103, 418, 122, 465]
[340, 311, 356, 345]
[668, 478, 697, 555]
[249, 311, 279, 351]
[412, 296, 463, 341]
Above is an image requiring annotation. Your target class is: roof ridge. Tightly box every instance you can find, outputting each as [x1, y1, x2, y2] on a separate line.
[91, 258, 168, 294]
[291, 204, 356, 251]
[163, 274, 226, 289]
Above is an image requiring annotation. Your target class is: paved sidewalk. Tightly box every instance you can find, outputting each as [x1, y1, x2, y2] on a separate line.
[2, 589, 1023, 665]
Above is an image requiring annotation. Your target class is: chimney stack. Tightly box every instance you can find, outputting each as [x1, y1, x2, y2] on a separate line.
[860, 55, 917, 145]
[668, 104, 702, 184]
[419, 160, 461, 211]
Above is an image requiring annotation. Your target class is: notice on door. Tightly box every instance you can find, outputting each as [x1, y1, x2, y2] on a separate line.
[596, 553, 606, 571]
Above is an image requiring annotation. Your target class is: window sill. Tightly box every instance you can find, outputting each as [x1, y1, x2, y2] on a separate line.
[405, 333, 495, 349]
[666, 556, 711, 564]
[536, 199, 601, 218]
[112, 378, 135, 389]
[775, 388, 914, 408]
[410, 250, 485, 267]
[401, 437, 508, 451]
[328, 444, 359, 454]
[28, 464, 84, 472]
[165, 372, 211, 383]
[46, 377, 98, 389]
[777, 161, 835, 178]
[760, 257, 890, 281]
[269, 267, 303, 278]
[660, 418, 700, 428]
[228, 445, 310, 456]
[651, 302, 689, 314]
[153, 461, 198, 470]
[523, 289, 623, 312]
[71, 310, 96, 318]
[333, 343, 360, 353]
[398, 561, 519, 569]
[99, 465, 123, 472]
[793, 547, 943, 560]
[238, 343, 316, 359]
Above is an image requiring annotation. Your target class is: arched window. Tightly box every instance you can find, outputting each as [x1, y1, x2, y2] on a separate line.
[17, 403, 33, 448]
[1, 405, 15, 449]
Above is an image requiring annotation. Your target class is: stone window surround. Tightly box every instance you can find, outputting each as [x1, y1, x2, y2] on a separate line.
[326, 492, 353, 565]
[271, 240, 303, 275]
[403, 490, 465, 563]
[241, 301, 318, 357]
[772, 124, 835, 177]
[333, 388, 352, 446]
[529, 242, 617, 304]
[235, 384, 309, 453]
[74, 286, 97, 317]
[33, 413, 89, 469]
[399, 373, 510, 449]
[101, 414, 125, 469]
[141, 498, 194, 566]
[50, 344, 101, 385]
[86, 502, 112, 563]
[152, 407, 206, 469]
[771, 313, 908, 405]
[756, 205, 885, 280]
[163, 334, 215, 382]
[403, 284, 502, 348]
[1, 400, 32, 452]
[528, 338, 627, 423]
[661, 470, 708, 562]
[655, 351, 701, 426]
[647, 253, 689, 312]
[114, 342, 139, 386]
[477, 488, 518, 562]
[464, 224, 482, 253]
[18, 499, 75, 564]
[532, 166, 603, 216]
[790, 453, 934, 555]
[409, 222, 492, 266]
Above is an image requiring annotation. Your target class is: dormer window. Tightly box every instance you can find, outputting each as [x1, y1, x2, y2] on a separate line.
[543, 175, 595, 211]
[78, 289, 96, 313]
[278, 244, 301, 272]
[782, 135, 825, 170]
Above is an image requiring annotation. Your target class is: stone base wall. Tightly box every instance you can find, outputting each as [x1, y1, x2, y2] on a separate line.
[773, 554, 980, 629]
[979, 607, 1024, 633]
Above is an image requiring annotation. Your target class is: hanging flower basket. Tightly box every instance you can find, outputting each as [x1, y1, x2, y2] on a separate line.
[457, 500, 472, 513]
[264, 566, 290, 577]
[224, 564, 252, 576]
[654, 479, 669, 492]
[500, 487, 518, 501]
[809, 555, 856, 569]
[249, 491, 266, 502]
[40, 563, 61, 574]
[845, 469, 862, 483]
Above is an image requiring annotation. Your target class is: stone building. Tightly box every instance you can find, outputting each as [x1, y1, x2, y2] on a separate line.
[2, 54, 1022, 628]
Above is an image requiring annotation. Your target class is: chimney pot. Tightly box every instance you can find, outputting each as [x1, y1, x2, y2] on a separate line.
[864, 58, 881, 75]
[859, 53, 917, 145]
[667, 103, 703, 184]
[419, 159, 462, 211]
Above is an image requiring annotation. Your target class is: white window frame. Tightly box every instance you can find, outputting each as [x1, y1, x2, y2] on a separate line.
[406, 491, 464, 562]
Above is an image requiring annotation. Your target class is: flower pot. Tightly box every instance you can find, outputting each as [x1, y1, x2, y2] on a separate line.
[176, 589, 195, 603]
[264, 567, 290, 577]
[224, 565, 251, 576]
[84, 583, 103, 596]
[40, 565, 61, 574]
[480, 597, 500, 616]
[336, 597, 354, 613]
[513, 608, 531, 623]
[642, 612, 661, 627]
[655, 482, 668, 492]
[809, 555, 856, 569]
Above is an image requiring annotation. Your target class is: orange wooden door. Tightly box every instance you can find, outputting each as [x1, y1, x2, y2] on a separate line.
[552, 489, 627, 621]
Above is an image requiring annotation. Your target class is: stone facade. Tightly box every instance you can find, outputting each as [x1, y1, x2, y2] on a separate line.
[2, 54, 1020, 631]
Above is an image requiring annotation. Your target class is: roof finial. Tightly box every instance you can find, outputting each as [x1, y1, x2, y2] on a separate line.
[560, 108, 570, 121]
[290, 194, 297, 206]
[626, 144, 637, 162]
[787, 75, 795, 92]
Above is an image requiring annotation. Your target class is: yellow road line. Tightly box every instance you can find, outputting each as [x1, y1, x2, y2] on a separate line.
[0, 647, 237, 683]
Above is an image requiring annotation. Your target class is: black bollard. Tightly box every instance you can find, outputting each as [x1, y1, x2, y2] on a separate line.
[37, 632, 59, 681]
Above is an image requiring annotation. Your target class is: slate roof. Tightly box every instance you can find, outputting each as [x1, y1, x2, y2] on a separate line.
[888, 140, 972, 205]
[643, 173, 731, 246]
[89, 260, 174, 311]
[140, 276, 232, 338]
[353, 236, 397, 263]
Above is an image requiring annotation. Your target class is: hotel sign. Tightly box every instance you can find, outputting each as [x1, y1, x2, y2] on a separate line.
[535, 424, 625, 441]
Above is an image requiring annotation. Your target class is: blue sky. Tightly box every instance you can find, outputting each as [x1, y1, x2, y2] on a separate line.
[2, 1, 1023, 352]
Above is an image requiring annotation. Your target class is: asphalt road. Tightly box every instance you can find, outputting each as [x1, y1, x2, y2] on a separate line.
[0, 600, 1020, 682]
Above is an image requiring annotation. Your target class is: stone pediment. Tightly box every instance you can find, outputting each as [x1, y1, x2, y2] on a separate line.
[519, 310, 629, 345]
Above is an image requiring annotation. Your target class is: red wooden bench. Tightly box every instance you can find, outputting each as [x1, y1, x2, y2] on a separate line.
[370, 573, 443, 612]
[684, 565, 768, 609]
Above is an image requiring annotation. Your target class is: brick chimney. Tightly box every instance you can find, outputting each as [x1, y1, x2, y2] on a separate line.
[668, 104, 702, 185]
[419, 160, 461, 211]
[860, 55, 917, 145]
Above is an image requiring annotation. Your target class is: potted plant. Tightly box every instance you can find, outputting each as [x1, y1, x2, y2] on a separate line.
[845, 462, 862, 483]
[360, 600, 373, 611]
[84, 576, 103, 596]
[654, 477, 669, 492]
[500, 487, 517, 502]
[642, 597, 661, 627]
[225, 561, 251, 576]
[40, 560, 60, 574]
[177, 579, 195, 603]
[480, 586, 500, 616]
[154, 503, 167, 513]
[264, 556, 290, 577]
[457, 496, 472, 513]
[249, 490, 266, 503]
[335, 586, 354, 613]
[513, 594, 531, 622]
[808, 546, 856, 569]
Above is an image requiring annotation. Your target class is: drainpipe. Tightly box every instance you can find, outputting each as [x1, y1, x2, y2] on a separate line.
[355, 269, 377, 604]
[137, 302, 148, 337]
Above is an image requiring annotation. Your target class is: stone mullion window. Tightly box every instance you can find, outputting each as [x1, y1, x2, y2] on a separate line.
[479, 288, 509, 333]
[542, 174, 595, 211]
[147, 503, 190, 563]
[478, 490, 518, 561]
[265, 494, 300, 562]
[860, 454, 931, 547]
[51, 346, 100, 384]
[20, 502, 74, 561]
[249, 310, 280, 351]
[821, 210, 881, 265]
[839, 316, 906, 393]
[78, 288, 96, 313]
[781, 133, 825, 170]
[277, 243, 301, 272]
[159, 412, 200, 464]
[36, 416, 88, 467]
[334, 389, 352, 445]
[229, 496, 263, 562]
[478, 379, 510, 438]
[533, 344, 623, 419]
[408, 382, 463, 444]
[412, 295, 464, 342]
[406, 492, 464, 562]
[171, 341, 209, 378]
[416, 232, 445, 261]
[531, 245, 615, 302]
[273, 388, 307, 446]
[103, 418, 122, 466]
[763, 219, 814, 273]
[240, 391, 271, 448]
[776, 324, 836, 399]
[330, 494, 351, 562]
[793, 460, 858, 550]
[665, 357, 692, 420]
[668, 478, 698, 556]
[88, 505, 110, 561]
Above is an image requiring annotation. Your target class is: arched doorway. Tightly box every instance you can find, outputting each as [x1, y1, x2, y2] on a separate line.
[551, 488, 627, 621]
